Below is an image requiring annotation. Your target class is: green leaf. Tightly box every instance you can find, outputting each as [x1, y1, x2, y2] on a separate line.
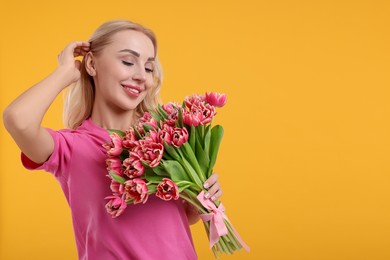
[163, 141, 181, 161]
[208, 125, 224, 178]
[180, 157, 203, 189]
[178, 184, 192, 192]
[157, 103, 169, 119]
[194, 137, 210, 176]
[149, 110, 162, 122]
[162, 160, 189, 182]
[175, 180, 198, 191]
[143, 124, 154, 133]
[196, 125, 204, 142]
[189, 125, 196, 153]
[150, 164, 170, 177]
[145, 169, 164, 182]
[181, 142, 207, 182]
[133, 127, 142, 139]
[204, 124, 211, 157]
[109, 171, 127, 184]
[177, 107, 184, 128]
[107, 129, 126, 137]
[147, 184, 157, 194]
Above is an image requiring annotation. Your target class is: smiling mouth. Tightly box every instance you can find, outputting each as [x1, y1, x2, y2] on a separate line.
[122, 85, 141, 97]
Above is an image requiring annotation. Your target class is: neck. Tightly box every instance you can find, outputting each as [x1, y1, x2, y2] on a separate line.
[90, 107, 136, 132]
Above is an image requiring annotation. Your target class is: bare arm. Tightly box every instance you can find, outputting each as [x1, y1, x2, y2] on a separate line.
[2, 41, 90, 164]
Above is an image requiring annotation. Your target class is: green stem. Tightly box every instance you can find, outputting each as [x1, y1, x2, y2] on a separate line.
[217, 235, 230, 254]
[225, 220, 243, 250]
[179, 193, 206, 214]
[221, 235, 234, 254]
[204, 223, 220, 259]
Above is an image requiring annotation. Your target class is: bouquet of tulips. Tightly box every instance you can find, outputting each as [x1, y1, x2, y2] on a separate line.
[103, 92, 249, 258]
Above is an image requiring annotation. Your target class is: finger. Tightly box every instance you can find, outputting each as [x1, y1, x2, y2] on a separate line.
[70, 41, 90, 47]
[73, 46, 90, 57]
[211, 189, 223, 201]
[203, 173, 218, 189]
[75, 45, 90, 51]
[204, 182, 220, 199]
[64, 41, 90, 59]
[74, 60, 81, 70]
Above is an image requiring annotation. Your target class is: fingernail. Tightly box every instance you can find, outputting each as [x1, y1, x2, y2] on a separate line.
[211, 196, 216, 201]
[205, 192, 210, 198]
[203, 182, 209, 189]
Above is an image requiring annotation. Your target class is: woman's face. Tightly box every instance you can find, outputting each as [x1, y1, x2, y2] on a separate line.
[91, 30, 156, 113]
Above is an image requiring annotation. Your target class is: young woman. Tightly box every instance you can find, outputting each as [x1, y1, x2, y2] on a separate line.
[3, 19, 222, 260]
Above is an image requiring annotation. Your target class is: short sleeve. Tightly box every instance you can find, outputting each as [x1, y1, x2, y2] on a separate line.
[20, 128, 74, 179]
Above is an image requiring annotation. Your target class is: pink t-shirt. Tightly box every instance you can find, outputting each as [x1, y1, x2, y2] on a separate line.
[21, 118, 197, 260]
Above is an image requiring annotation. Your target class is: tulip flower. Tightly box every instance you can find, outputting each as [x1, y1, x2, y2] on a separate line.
[171, 127, 189, 148]
[103, 132, 123, 157]
[156, 178, 179, 201]
[123, 155, 144, 178]
[124, 178, 149, 204]
[105, 195, 127, 218]
[205, 92, 227, 107]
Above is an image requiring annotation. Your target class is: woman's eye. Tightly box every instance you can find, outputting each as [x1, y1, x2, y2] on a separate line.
[145, 68, 154, 73]
[122, 61, 133, 66]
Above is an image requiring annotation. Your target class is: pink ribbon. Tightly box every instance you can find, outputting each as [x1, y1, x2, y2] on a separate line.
[197, 191, 250, 251]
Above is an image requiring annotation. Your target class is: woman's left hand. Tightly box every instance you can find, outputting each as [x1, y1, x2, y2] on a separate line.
[184, 173, 223, 225]
[203, 173, 223, 201]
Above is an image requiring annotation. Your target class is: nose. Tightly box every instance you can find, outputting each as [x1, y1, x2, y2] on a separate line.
[132, 66, 147, 82]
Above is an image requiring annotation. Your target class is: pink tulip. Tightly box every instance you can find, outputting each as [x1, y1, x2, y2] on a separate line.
[156, 178, 179, 201]
[105, 158, 123, 176]
[110, 180, 125, 196]
[103, 132, 123, 157]
[157, 123, 174, 144]
[197, 102, 216, 125]
[183, 102, 216, 126]
[135, 112, 158, 136]
[171, 127, 189, 148]
[122, 127, 138, 149]
[205, 92, 227, 107]
[144, 130, 160, 144]
[124, 178, 149, 204]
[139, 112, 158, 129]
[184, 94, 206, 109]
[162, 102, 181, 115]
[123, 154, 144, 178]
[105, 195, 127, 218]
[133, 140, 164, 168]
[183, 110, 201, 126]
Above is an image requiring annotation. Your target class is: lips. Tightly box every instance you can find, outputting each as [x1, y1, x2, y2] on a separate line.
[122, 84, 142, 98]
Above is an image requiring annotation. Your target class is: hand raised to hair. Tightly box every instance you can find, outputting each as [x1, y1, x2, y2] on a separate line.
[57, 41, 90, 84]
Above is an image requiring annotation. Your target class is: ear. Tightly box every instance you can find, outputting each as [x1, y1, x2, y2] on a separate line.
[85, 52, 97, 76]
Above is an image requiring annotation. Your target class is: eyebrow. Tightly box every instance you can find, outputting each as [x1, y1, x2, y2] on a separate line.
[118, 49, 155, 61]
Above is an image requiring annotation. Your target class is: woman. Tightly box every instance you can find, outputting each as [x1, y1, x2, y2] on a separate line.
[3, 19, 222, 260]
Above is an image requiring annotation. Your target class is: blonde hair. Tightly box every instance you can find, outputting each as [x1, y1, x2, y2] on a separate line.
[63, 19, 162, 129]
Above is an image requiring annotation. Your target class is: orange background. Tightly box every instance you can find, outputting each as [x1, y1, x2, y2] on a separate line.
[1, 0, 390, 259]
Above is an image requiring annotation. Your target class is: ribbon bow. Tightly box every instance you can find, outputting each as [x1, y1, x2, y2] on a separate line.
[197, 191, 250, 251]
[197, 190, 228, 248]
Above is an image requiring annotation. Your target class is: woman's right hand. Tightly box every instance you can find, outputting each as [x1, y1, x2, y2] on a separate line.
[57, 41, 90, 84]
[3, 41, 91, 165]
